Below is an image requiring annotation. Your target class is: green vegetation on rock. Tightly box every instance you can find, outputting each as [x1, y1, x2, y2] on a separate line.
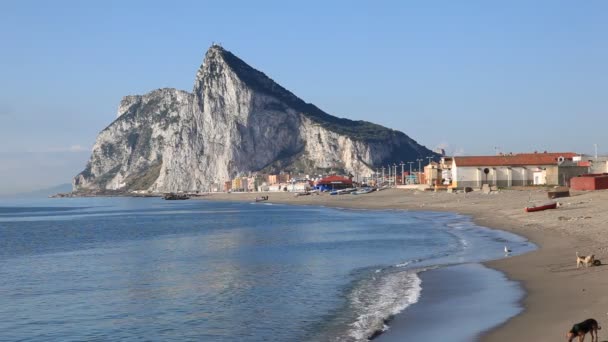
[125, 162, 162, 190]
[219, 48, 402, 142]
[95, 165, 121, 187]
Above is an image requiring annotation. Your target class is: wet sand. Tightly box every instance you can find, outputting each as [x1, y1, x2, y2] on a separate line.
[200, 188, 608, 341]
[376, 263, 523, 342]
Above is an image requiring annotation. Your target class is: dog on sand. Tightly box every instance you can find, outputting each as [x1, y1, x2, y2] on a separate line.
[567, 318, 601, 341]
[577, 252, 595, 268]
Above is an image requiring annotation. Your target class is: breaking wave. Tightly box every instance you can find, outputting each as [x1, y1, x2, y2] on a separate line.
[319, 266, 425, 342]
[346, 269, 422, 341]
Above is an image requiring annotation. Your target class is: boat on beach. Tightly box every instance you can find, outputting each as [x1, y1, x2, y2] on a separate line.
[294, 192, 311, 197]
[525, 201, 557, 212]
[352, 187, 374, 195]
[330, 188, 357, 195]
[255, 196, 269, 202]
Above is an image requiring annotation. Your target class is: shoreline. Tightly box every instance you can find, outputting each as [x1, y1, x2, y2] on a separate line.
[198, 188, 608, 341]
[376, 263, 524, 342]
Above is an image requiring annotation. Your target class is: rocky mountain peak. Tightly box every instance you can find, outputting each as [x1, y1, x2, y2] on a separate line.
[194, 44, 298, 104]
[193, 44, 226, 94]
[74, 45, 438, 193]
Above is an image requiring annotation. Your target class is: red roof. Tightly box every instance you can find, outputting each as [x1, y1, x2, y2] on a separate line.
[453, 153, 577, 167]
[316, 175, 353, 185]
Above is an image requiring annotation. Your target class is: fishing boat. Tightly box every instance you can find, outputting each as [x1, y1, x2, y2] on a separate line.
[255, 196, 268, 202]
[330, 188, 356, 195]
[352, 187, 374, 195]
[525, 201, 557, 212]
[163, 193, 190, 200]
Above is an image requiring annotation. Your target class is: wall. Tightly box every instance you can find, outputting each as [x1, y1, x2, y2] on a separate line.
[268, 183, 289, 192]
[268, 175, 278, 185]
[571, 175, 608, 190]
[557, 166, 589, 186]
[454, 166, 541, 188]
[588, 161, 608, 174]
[545, 166, 558, 185]
[288, 183, 310, 192]
[545, 165, 588, 186]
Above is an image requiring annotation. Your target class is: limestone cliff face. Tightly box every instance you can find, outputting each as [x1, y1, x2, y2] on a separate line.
[74, 45, 436, 192]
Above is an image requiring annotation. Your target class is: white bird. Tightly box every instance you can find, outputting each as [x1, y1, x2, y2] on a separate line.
[504, 246, 512, 254]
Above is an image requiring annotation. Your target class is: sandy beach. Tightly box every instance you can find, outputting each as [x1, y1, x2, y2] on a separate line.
[200, 188, 608, 341]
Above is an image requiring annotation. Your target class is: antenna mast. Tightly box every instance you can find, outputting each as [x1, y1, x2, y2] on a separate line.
[594, 143, 598, 160]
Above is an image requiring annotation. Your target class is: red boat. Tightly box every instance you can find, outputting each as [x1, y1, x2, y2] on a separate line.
[525, 202, 557, 212]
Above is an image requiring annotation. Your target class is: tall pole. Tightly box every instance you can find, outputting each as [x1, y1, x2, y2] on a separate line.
[393, 164, 397, 186]
[595, 143, 598, 161]
[408, 162, 414, 184]
[375, 168, 378, 186]
[426, 156, 433, 186]
[382, 167, 385, 185]
[387, 164, 391, 187]
[416, 159, 422, 184]
[354, 159, 358, 185]
[400, 161, 405, 185]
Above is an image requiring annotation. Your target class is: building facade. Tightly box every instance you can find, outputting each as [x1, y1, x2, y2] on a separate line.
[231, 178, 243, 192]
[442, 152, 586, 188]
[268, 175, 278, 185]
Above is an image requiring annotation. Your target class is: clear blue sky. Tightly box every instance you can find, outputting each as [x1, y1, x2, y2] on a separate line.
[1, 0, 607, 194]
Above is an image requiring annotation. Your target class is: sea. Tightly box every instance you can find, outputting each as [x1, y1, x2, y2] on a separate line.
[0, 197, 535, 341]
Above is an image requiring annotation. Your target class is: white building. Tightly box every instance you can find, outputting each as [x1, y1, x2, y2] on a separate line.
[268, 183, 289, 192]
[577, 155, 608, 174]
[441, 152, 585, 188]
[287, 181, 312, 192]
[267, 182, 311, 192]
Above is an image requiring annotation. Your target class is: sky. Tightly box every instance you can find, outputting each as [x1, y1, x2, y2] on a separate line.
[1, 0, 607, 194]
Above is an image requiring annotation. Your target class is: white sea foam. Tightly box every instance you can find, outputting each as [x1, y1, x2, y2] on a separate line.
[339, 269, 423, 341]
[395, 258, 422, 268]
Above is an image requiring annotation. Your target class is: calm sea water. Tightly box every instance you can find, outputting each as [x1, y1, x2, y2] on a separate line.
[0, 197, 534, 341]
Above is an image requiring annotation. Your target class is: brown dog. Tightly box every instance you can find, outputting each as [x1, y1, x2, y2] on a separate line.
[567, 318, 600, 341]
[577, 252, 595, 268]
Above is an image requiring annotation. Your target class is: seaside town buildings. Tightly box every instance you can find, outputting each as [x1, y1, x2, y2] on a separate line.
[217, 152, 606, 193]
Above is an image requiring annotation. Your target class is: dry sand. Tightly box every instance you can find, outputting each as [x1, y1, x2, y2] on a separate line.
[199, 188, 608, 341]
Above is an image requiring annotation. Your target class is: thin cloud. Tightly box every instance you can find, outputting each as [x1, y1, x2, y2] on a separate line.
[66, 145, 90, 152]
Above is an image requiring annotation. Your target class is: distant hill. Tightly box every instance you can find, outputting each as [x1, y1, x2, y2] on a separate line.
[2, 183, 73, 198]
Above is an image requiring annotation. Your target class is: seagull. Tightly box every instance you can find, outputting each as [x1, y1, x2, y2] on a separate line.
[504, 246, 512, 254]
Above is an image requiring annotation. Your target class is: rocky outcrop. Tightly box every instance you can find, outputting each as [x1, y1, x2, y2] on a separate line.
[74, 45, 437, 192]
